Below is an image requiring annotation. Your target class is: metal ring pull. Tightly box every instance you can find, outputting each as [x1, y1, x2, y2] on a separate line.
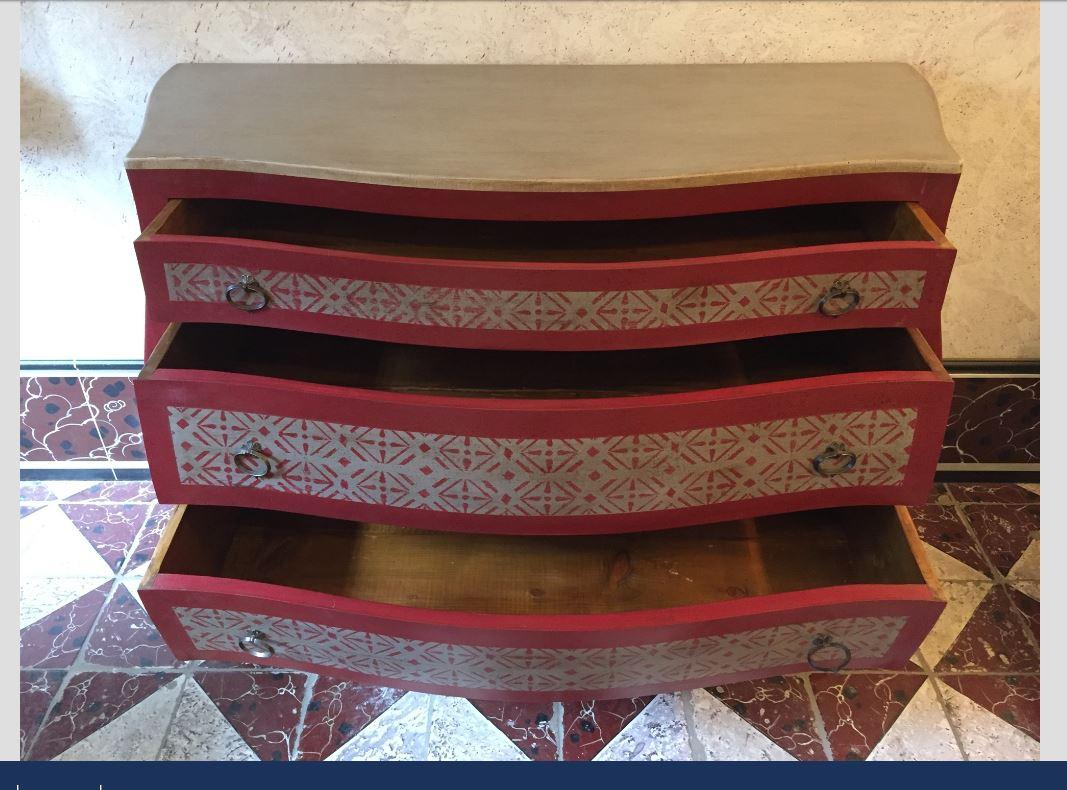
[807, 633, 852, 672]
[238, 630, 275, 659]
[817, 280, 861, 317]
[225, 274, 270, 312]
[811, 441, 858, 477]
[234, 440, 272, 479]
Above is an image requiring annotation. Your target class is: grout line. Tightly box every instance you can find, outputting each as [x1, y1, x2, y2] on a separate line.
[289, 672, 318, 761]
[680, 690, 706, 761]
[925, 671, 970, 760]
[152, 674, 190, 760]
[421, 694, 435, 760]
[551, 701, 565, 761]
[800, 674, 835, 761]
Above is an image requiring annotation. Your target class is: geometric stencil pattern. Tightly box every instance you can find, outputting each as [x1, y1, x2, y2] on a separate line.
[175, 607, 907, 693]
[164, 263, 925, 332]
[168, 407, 917, 516]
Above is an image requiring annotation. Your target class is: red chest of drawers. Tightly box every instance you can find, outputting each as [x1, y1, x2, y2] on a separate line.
[129, 63, 960, 700]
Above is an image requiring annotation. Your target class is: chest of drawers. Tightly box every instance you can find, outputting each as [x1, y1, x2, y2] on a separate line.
[129, 63, 959, 700]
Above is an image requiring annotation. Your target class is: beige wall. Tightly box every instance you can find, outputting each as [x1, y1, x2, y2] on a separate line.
[20, 1, 1038, 361]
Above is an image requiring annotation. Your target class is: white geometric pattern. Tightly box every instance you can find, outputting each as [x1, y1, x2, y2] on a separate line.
[164, 263, 925, 332]
[167, 407, 917, 516]
[175, 607, 907, 693]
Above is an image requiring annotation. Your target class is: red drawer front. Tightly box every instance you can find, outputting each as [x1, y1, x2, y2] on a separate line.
[142, 582, 941, 702]
[138, 240, 953, 354]
[138, 374, 951, 535]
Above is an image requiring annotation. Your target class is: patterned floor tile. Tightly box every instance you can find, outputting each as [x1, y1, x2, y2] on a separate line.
[427, 696, 527, 760]
[909, 505, 990, 576]
[83, 581, 178, 668]
[21, 504, 45, 518]
[296, 677, 404, 761]
[920, 542, 991, 584]
[962, 505, 1039, 576]
[1007, 539, 1040, 583]
[20, 504, 115, 581]
[561, 696, 654, 760]
[940, 378, 1038, 465]
[20, 376, 105, 461]
[67, 480, 157, 504]
[810, 672, 926, 761]
[936, 585, 1040, 673]
[125, 504, 175, 571]
[947, 483, 1039, 504]
[26, 671, 178, 761]
[19, 482, 57, 501]
[705, 676, 825, 760]
[59, 503, 152, 572]
[918, 581, 992, 666]
[593, 693, 692, 761]
[53, 677, 183, 761]
[865, 680, 962, 761]
[1009, 585, 1039, 645]
[20, 582, 110, 669]
[159, 679, 258, 761]
[20, 670, 65, 758]
[939, 675, 1038, 741]
[82, 375, 146, 462]
[193, 670, 308, 761]
[468, 698, 557, 761]
[690, 688, 794, 761]
[939, 682, 1040, 760]
[926, 484, 951, 505]
[328, 692, 430, 761]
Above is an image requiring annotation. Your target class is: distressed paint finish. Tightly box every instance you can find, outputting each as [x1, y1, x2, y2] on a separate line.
[167, 406, 917, 517]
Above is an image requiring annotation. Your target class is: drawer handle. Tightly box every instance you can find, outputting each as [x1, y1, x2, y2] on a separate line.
[811, 442, 857, 477]
[238, 630, 275, 659]
[225, 274, 270, 312]
[817, 280, 861, 317]
[807, 633, 852, 672]
[234, 440, 272, 478]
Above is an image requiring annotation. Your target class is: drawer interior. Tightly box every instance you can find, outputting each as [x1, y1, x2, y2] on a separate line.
[145, 198, 941, 263]
[149, 324, 940, 398]
[154, 506, 927, 615]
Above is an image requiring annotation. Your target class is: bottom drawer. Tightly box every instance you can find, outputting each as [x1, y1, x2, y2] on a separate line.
[140, 505, 943, 701]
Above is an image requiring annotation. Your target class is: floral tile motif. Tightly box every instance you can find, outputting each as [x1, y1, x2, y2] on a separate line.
[810, 672, 926, 761]
[706, 676, 826, 760]
[936, 585, 1040, 673]
[20, 669, 64, 758]
[962, 505, 1039, 576]
[20, 582, 109, 669]
[20, 376, 105, 461]
[67, 480, 157, 504]
[125, 504, 175, 571]
[468, 698, 557, 761]
[82, 376, 146, 462]
[909, 505, 989, 576]
[296, 678, 404, 761]
[561, 696, 654, 760]
[194, 671, 308, 761]
[83, 582, 178, 668]
[940, 377, 1038, 465]
[939, 675, 1039, 741]
[26, 671, 177, 761]
[59, 503, 152, 572]
[947, 484, 1039, 505]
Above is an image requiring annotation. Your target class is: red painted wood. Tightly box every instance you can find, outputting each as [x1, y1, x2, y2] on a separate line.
[136, 224, 954, 356]
[136, 353, 953, 534]
[141, 574, 942, 701]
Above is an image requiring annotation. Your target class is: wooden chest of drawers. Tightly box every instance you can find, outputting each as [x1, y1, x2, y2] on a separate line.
[128, 63, 960, 699]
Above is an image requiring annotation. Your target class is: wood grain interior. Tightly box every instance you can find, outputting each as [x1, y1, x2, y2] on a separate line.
[156, 506, 926, 615]
[149, 199, 935, 263]
[154, 324, 932, 398]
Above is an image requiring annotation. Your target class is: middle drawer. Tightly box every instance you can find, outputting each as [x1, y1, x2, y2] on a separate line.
[137, 324, 952, 535]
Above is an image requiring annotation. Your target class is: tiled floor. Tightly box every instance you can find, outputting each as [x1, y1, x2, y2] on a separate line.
[19, 480, 1040, 761]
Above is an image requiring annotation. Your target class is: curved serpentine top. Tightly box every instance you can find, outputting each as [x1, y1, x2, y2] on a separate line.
[126, 63, 961, 193]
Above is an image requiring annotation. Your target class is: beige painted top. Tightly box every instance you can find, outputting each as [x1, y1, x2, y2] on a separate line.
[126, 63, 960, 192]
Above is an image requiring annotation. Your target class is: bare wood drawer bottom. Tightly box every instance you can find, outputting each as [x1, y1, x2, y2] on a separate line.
[141, 504, 943, 701]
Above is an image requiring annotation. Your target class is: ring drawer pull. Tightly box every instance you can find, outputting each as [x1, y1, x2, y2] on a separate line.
[225, 274, 270, 312]
[234, 440, 272, 478]
[817, 280, 861, 317]
[807, 633, 852, 672]
[238, 630, 275, 659]
[811, 442, 858, 477]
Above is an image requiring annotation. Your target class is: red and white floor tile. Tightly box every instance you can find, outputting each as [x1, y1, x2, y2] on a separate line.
[19, 480, 1040, 761]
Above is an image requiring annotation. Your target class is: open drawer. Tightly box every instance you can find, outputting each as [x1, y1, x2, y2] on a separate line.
[136, 323, 953, 535]
[140, 504, 944, 701]
[136, 199, 955, 354]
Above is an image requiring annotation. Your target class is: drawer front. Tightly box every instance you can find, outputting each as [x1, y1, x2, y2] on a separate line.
[166, 605, 908, 700]
[138, 241, 952, 353]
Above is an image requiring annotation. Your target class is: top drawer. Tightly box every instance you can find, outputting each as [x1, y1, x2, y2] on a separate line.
[136, 199, 955, 354]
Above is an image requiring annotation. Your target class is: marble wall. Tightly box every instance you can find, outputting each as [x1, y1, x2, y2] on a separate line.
[20, 1, 1038, 361]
